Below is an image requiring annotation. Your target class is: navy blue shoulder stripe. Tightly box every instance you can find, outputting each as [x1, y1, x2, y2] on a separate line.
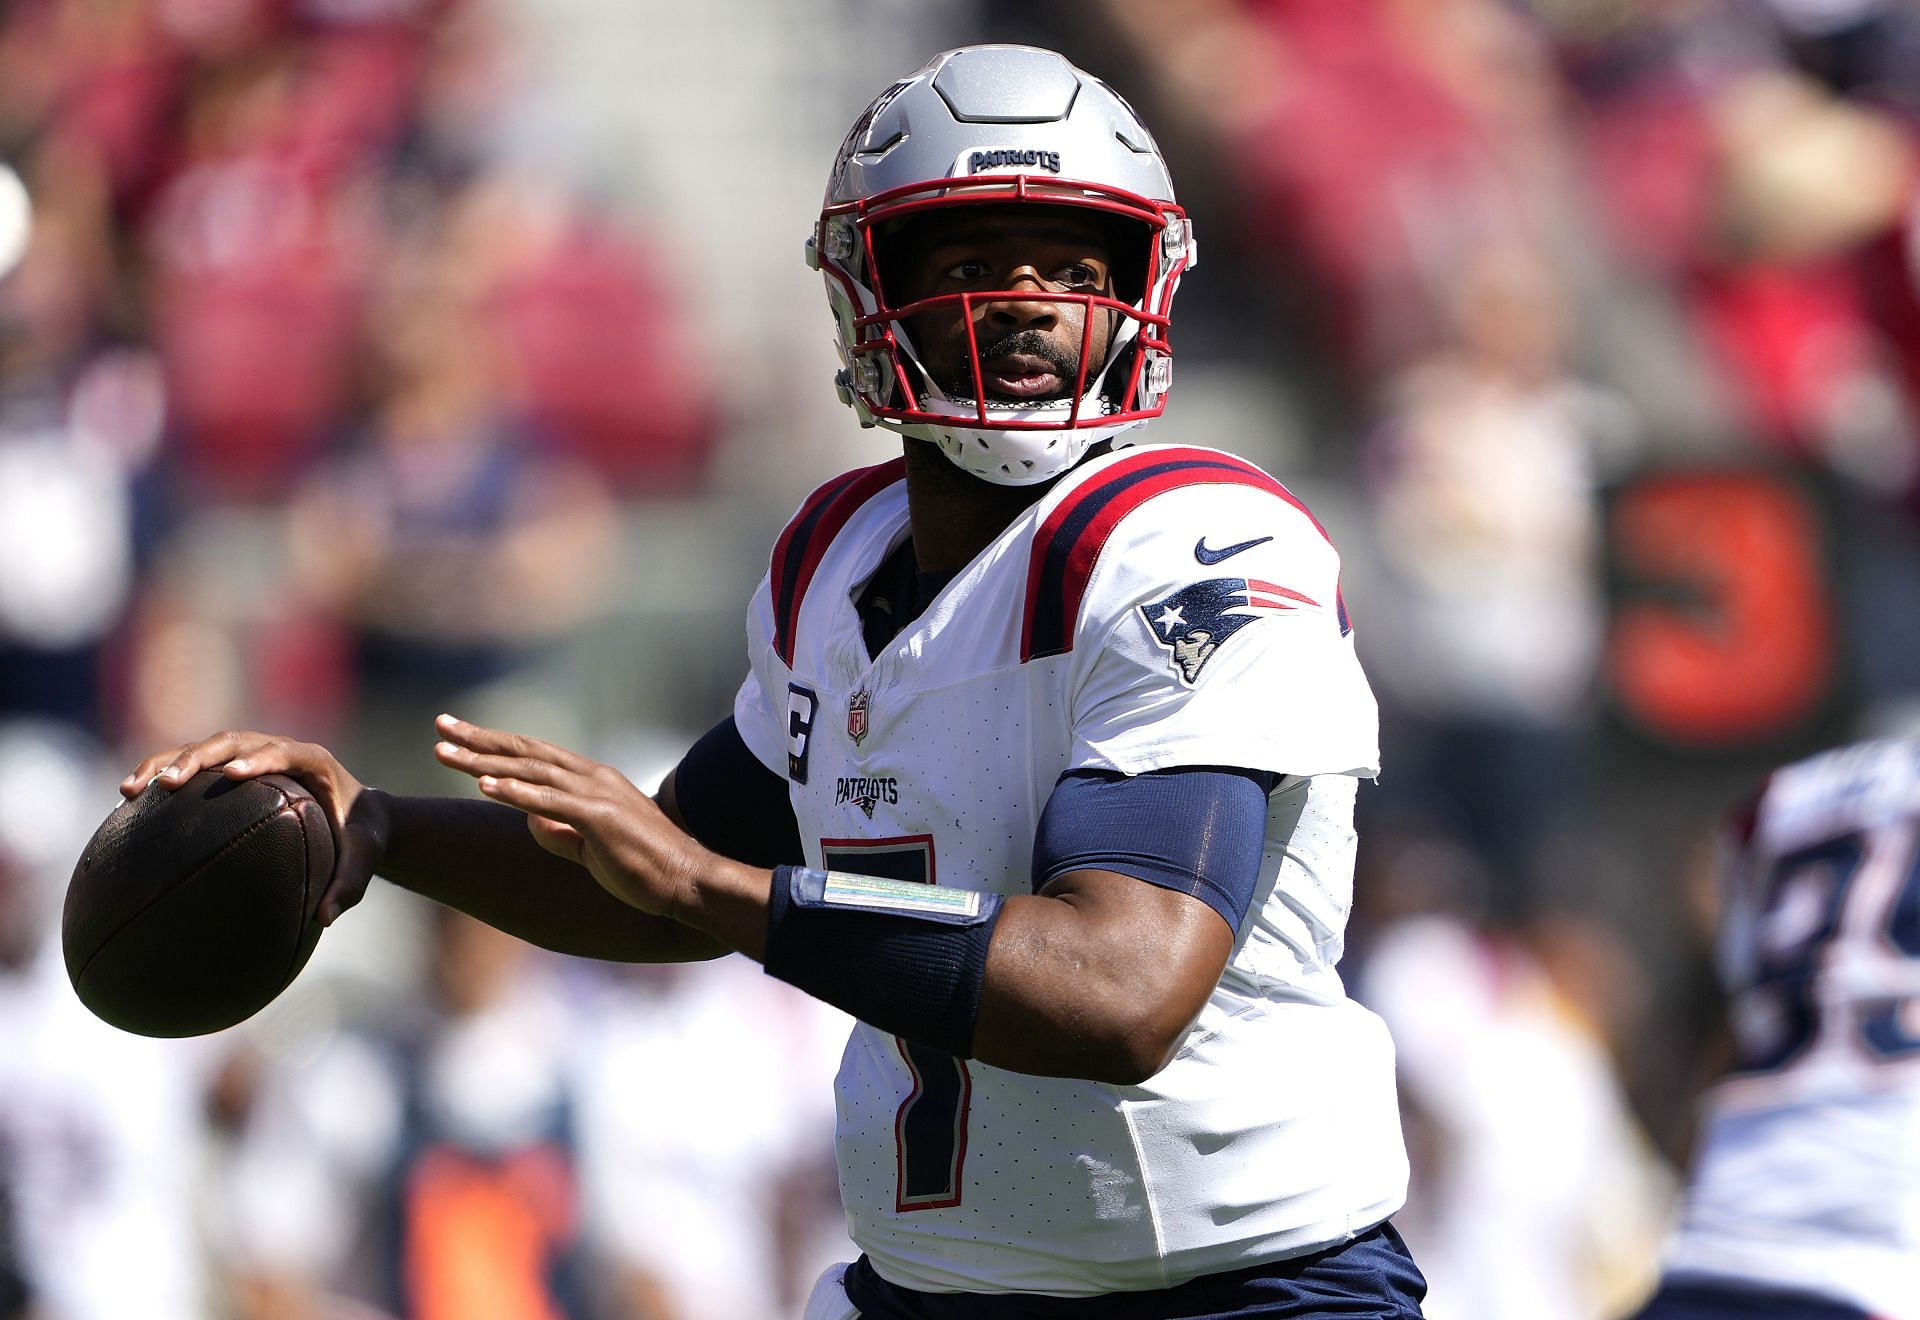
[770, 459, 906, 666]
[1020, 448, 1320, 661]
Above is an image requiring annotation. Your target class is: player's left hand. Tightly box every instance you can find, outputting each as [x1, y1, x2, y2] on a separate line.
[432, 713, 701, 919]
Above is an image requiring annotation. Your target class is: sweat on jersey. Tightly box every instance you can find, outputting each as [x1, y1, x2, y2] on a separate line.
[730, 444, 1409, 1296]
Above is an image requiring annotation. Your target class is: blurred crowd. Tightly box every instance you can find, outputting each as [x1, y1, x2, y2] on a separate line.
[3, 0, 1919, 1317]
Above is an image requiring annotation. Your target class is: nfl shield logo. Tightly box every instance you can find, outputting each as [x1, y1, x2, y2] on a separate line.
[847, 689, 870, 745]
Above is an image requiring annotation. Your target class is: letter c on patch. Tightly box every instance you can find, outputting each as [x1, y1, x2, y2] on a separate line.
[787, 682, 818, 784]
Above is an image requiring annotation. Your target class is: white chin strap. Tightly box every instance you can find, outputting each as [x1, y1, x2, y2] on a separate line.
[887, 318, 1146, 486]
[904, 411, 1147, 485]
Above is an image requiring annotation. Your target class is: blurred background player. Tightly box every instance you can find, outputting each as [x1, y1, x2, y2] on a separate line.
[574, 956, 850, 1320]
[214, 905, 595, 1320]
[0, 721, 213, 1320]
[212, 901, 849, 1320]
[1358, 835, 1673, 1320]
[1628, 736, 1920, 1320]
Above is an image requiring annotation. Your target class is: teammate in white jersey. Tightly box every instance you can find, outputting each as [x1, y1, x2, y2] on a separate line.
[1631, 737, 1920, 1320]
[123, 46, 1424, 1317]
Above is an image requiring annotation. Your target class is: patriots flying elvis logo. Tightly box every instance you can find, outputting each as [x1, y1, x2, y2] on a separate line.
[1140, 577, 1320, 684]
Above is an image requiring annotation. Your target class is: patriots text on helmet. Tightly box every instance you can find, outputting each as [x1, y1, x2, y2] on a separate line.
[967, 149, 1061, 174]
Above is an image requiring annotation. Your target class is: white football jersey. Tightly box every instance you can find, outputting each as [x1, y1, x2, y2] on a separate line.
[0, 935, 209, 1320]
[733, 444, 1408, 1296]
[1663, 737, 1920, 1319]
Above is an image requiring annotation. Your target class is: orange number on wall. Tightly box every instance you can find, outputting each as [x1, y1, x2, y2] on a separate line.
[1607, 470, 1833, 746]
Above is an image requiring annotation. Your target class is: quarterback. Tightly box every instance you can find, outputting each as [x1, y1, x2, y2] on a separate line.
[124, 47, 1425, 1318]
[1631, 736, 1920, 1320]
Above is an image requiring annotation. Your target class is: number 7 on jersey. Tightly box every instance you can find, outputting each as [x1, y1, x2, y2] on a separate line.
[819, 835, 971, 1211]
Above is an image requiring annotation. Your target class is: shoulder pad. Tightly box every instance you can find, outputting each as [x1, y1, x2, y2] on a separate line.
[770, 459, 905, 665]
[1020, 447, 1328, 661]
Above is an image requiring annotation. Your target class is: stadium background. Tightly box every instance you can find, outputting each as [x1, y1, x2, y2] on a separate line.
[2, 0, 1918, 1316]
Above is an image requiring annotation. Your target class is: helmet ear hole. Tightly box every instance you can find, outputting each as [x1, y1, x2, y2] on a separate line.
[1101, 214, 1150, 305]
[868, 217, 923, 304]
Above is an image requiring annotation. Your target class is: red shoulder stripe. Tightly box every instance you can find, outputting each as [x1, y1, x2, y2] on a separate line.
[771, 458, 906, 666]
[1020, 448, 1325, 661]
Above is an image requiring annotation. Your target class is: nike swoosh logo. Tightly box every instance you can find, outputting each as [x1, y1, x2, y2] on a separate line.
[1194, 535, 1273, 564]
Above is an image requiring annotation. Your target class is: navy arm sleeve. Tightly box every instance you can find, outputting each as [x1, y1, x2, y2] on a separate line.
[1031, 767, 1279, 932]
[671, 715, 805, 868]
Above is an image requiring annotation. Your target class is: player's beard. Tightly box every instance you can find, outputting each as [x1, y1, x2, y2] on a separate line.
[938, 328, 1087, 404]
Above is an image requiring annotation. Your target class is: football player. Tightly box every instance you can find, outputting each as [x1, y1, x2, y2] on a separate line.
[1628, 736, 1920, 1320]
[125, 47, 1426, 1317]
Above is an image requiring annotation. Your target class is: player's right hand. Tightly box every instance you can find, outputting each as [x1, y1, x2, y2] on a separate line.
[120, 731, 387, 926]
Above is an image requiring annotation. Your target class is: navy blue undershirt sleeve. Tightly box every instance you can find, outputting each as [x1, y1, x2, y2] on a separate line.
[1032, 766, 1280, 932]
[670, 715, 805, 868]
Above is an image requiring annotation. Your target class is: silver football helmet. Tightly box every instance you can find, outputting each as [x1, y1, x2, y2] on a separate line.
[807, 45, 1195, 485]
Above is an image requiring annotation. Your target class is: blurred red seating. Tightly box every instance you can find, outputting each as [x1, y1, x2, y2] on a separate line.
[487, 218, 717, 497]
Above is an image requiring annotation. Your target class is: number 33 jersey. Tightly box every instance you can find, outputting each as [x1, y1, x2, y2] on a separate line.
[731, 446, 1409, 1296]
[1664, 737, 1920, 1319]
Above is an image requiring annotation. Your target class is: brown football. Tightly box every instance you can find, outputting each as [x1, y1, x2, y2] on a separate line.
[63, 771, 333, 1037]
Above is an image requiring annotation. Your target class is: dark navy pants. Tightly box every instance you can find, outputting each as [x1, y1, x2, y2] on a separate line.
[843, 1220, 1427, 1319]
[1628, 1279, 1875, 1320]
